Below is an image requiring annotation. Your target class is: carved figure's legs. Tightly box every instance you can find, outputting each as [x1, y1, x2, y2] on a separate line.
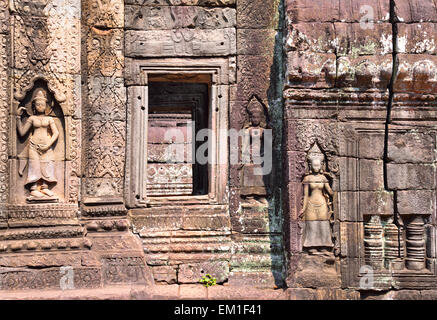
[29, 183, 45, 198]
[41, 183, 55, 197]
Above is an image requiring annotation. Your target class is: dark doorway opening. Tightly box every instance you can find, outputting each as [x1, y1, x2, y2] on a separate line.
[147, 77, 210, 196]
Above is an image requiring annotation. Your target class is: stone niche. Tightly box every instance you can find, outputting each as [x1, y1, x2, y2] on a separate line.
[12, 79, 66, 204]
[8, 77, 80, 227]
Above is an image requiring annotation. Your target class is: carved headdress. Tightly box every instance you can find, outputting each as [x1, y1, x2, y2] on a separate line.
[306, 143, 326, 174]
[244, 96, 267, 128]
[32, 88, 47, 102]
[307, 143, 324, 162]
[31, 88, 53, 116]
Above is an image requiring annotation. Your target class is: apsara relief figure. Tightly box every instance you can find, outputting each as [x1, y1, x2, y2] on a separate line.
[16, 88, 59, 201]
[242, 96, 267, 164]
[300, 143, 334, 255]
[241, 96, 268, 204]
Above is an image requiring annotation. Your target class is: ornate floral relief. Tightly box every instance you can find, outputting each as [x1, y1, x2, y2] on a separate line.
[87, 28, 123, 78]
[0, 1, 9, 34]
[0, 33, 8, 203]
[87, 77, 125, 121]
[47, 17, 80, 75]
[84, 178, 123, 199]
[12, 15, 51, 71]
[86, 121, 125, 178]
[84, 0, 123, 29]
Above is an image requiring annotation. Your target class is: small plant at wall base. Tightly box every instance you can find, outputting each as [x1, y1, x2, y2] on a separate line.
[199, 274, 217, 287]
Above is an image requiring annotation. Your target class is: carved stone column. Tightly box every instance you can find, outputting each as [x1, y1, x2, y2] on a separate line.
[81, 0, 154, 286]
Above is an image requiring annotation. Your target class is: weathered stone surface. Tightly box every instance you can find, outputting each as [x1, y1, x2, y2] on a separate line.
[287, 52, 336, 88]
[359, 159, 384, 191]
[178, 261, 229, 284]
[336, 54, 392, 90]
[359, 191, 394, 217]
[152, 266, 177, 284]
[395, 54, 437, 94]
[237, 29, 277, 56]
[388, 131, 435, 164]
[398, 23, 437, 55]
[397, 190, 435, 216]
[358, 133, 384, 160]
[292, 254, 341, 288]
[340, 222, 364, 258]
[387, 164, 435, 190]
[394, 0, 437, 23]
[236, 55, 274, 104]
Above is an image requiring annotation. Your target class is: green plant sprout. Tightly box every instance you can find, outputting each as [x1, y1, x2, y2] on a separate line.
[199, 274, 217, 287]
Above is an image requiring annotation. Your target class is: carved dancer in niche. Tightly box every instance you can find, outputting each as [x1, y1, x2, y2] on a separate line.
[16, 89, 59, 201]
[300, 144, 334, 255]
[241, 96, 268, 204]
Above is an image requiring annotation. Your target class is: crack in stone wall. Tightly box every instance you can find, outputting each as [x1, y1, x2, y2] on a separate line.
[384, 0, 402, 253]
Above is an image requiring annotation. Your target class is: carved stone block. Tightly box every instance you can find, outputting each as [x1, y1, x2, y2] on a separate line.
[83, 0, 124, 28]
[237, 55, 274, 104]
[397, 190, 435, 216]
[388, 131, 435, 164]
[86, 28, 124, 78]
[358, 191, 394, 217]
[125, 28, 236, 57]
[178, 261, 229, 284]
[359, 159, 384, 191]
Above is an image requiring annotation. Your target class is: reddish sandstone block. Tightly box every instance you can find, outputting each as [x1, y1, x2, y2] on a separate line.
[397, 23, 437, 55]
[286, 0, 340, 23]
[285, 23, 336, 53]
[395, 54, 437, 94]
[334, 23, 392, 56]
[179, 284, 208, 299]
[394, 0, 437, 23]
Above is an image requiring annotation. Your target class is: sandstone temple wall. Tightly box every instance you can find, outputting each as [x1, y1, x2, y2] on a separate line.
[0, 0, 436, 300]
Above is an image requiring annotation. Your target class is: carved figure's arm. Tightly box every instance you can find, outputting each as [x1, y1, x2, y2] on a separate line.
[300, 182, 309, 218]
[46, 118, 59, 149]
[16, 109, 32, 137]
[324, 182, 334, 197]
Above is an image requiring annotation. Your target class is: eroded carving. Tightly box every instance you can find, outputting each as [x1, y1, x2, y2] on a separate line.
[241, 96, 269, 202]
